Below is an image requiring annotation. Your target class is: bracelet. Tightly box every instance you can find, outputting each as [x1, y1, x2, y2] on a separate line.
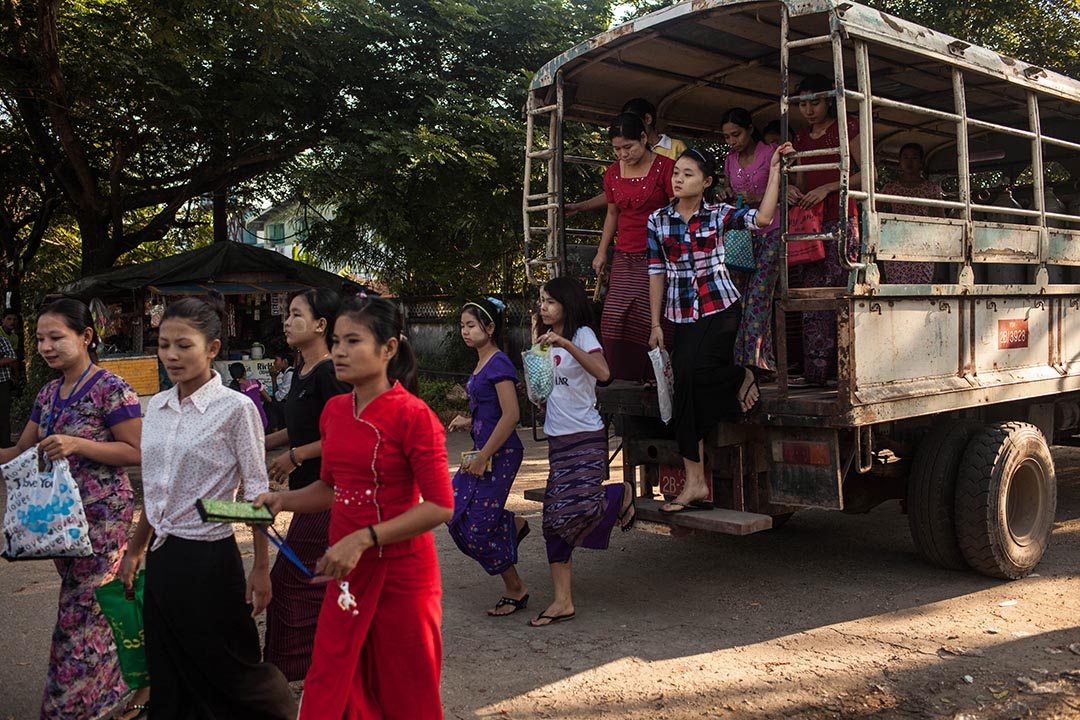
[367, 525, 379, 548]
[288, 447, 302, 467]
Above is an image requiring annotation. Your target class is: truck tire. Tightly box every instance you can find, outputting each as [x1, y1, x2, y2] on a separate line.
[955, 422, 1056, 579]
[907, 421, 976, 570]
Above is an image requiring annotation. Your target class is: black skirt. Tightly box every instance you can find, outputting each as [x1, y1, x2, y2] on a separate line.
[672, 304, 745, 462]
[145, 535, 297, 720]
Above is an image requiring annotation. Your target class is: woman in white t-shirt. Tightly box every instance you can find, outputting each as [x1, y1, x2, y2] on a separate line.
[529, 277, 636, 627]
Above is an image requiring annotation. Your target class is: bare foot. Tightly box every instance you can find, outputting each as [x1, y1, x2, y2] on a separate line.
[529, 601, 576, 627]
[487, 586, 530, 616]
[737, 367, 759, 413]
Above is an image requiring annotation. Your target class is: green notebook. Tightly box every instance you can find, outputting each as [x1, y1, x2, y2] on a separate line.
[195, 499, 274, 525]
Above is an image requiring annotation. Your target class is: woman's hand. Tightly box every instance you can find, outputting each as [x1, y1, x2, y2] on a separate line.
[267, 451, 296, 484]
[799, 183, 834, 208]
[770, 141, 795, 170]
[565, 202, 581, 219]
[649, 325, 665, 351]
[246, 567, 272, 617]
[592, 250, 608, 277]
[118, 548, 143, 590]
[252, 491, 287, 516]
[462, 453, 489, 477]
[536, 330, 566, 349]
[38, 434, 83, 461]
[447, 414, 470, 432]
[316, 531, 370, 580]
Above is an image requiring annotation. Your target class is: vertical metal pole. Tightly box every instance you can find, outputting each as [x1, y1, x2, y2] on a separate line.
[1028, 91, 1047, 268]
[830, 13, 851, 279]
[523, 97, 536, 285]
[546, 102, 558, 279]
[855, 40, 877, 267]
[778, 4, 791, 396]
[952, 69, 973, 276]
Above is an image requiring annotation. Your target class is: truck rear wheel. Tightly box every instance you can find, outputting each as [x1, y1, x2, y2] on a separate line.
[907, 421, 976, 570]
[955, 422, 1056, 579]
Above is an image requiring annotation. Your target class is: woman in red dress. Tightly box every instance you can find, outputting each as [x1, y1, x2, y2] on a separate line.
[256, 296, 454, 719]
[593, 112, 675, 381]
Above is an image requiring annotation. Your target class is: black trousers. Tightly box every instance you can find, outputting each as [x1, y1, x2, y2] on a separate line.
[672, 305, 745, 462]
[145, 535, 297, 720]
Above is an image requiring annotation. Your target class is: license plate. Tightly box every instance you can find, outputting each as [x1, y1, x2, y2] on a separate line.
[658, 464, 714, 503]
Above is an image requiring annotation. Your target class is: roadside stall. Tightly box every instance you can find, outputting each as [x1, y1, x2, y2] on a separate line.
[48, 242, 367, 395]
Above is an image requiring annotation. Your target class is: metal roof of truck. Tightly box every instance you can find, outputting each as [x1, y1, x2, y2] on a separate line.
[529, 0, 1080, 172]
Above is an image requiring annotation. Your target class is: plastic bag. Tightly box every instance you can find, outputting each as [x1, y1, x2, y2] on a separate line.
[521, 344, 554, 405]
[1, 447, 92, 560]
[787, 202, 826, 266]
[648, 346, 674, 424]
[95, 571, 149, 689]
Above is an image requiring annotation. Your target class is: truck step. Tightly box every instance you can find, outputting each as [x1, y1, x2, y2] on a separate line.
[522, 487, 774, 536]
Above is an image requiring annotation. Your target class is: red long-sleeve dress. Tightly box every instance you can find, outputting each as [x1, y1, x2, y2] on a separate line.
[299, 382, 453, 720]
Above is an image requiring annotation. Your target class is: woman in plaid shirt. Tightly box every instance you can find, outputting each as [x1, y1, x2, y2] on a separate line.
[647, 145, 791, 513]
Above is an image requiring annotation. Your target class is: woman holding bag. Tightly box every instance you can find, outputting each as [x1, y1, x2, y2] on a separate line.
[0, 298, 146, 720]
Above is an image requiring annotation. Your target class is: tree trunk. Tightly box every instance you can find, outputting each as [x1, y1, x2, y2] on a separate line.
[78, 210, 116, 276]
[213, 189, 228, 243]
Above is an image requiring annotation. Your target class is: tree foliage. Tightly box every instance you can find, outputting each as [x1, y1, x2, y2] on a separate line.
[291, 0, 612, 296]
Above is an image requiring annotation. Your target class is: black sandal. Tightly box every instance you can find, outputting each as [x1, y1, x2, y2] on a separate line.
[487, 593, 530, 616]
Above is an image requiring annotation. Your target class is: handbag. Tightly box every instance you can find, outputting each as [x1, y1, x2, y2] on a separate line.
[1, 447, 92, 559]
[521, 344, 555, 406]
[95, 571, 149, 689]
[723, 195, 756, 272]
[787, 202, 827, 266]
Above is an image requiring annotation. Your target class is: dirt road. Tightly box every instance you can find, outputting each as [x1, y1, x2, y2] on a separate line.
[3, 430, 1078, 719]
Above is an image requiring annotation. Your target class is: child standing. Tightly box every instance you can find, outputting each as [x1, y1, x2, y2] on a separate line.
[228, 361, 271, 430]
[530, 278, 635, 627]
[255, 296, 454, 719]
[446, 298, 530, 616]
[119, 297, 296, 719]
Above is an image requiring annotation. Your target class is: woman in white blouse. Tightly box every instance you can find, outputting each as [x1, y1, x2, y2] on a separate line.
[118, 296, 296, 719]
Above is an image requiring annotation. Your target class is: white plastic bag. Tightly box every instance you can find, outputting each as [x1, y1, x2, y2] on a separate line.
[521, 344, 555, 406]
[2, 447, 92, 560]
[648, 346, 674, 424]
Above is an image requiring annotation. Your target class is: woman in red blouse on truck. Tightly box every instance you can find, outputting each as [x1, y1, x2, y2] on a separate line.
[256, 296, 454, 719]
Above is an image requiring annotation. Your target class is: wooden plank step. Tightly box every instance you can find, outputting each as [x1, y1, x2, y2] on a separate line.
[522, 487, 773, 536]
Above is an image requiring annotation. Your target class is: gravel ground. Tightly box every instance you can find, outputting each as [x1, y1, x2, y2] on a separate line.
[2, 430, 1079, 719]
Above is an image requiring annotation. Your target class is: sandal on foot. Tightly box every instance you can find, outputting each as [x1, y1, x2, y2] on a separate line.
[738, 371, 760, 415]
[488, 593, 529, 616]
[515, 520, 531, 547]
[529, 611, 576, 627]
[618, 481, 636, 532]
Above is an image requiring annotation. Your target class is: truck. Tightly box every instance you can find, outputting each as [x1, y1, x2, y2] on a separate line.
[520, 0, 1080, 579]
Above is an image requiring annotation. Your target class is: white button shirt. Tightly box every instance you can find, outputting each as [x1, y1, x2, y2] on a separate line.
[142, 371, 269, 549]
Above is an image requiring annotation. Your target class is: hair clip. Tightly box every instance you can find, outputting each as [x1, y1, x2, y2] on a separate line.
[486, 297, 506, 310]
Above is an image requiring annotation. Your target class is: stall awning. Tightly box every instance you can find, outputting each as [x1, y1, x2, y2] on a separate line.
[147, 281, 310, 296]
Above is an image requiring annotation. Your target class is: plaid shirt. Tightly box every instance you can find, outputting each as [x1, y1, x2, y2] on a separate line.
[0, 335, 13, 383]
[647, 200, 758, 323]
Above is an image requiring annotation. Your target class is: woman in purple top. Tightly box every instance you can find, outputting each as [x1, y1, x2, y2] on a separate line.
[722, 108, 782, 376]
[446, 298, 530, 616]
[0, 299, 145, 720]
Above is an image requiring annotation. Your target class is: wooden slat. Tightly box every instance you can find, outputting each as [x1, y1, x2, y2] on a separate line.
[522, 488, 774, 535]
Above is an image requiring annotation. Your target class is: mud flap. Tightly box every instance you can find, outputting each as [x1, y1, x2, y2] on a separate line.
[767, 427, 843, 509]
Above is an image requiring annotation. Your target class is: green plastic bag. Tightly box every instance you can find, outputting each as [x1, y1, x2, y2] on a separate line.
[95, 570, 149, 689]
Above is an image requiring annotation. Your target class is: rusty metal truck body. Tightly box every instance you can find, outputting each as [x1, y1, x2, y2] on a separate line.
[522, 0, 1080, 578]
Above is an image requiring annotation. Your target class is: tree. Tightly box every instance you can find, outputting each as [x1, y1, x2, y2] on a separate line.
[0, 0, 424, 274]
[291, 0, 613, 296]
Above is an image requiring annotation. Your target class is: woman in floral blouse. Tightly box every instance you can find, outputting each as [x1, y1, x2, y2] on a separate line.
[0, 298, 145, 720]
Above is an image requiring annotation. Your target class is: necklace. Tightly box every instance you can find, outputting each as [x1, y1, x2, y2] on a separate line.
[44, 363, 93, 437]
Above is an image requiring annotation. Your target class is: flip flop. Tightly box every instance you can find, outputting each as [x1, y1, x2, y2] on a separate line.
[618, 481, 636, 532]
[515, 520, 531, 547]
[488, 593, 529, 617]
[738, 371, 760, 415]
[659, 500, 712, 514]
[529, 611, 576, 627]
